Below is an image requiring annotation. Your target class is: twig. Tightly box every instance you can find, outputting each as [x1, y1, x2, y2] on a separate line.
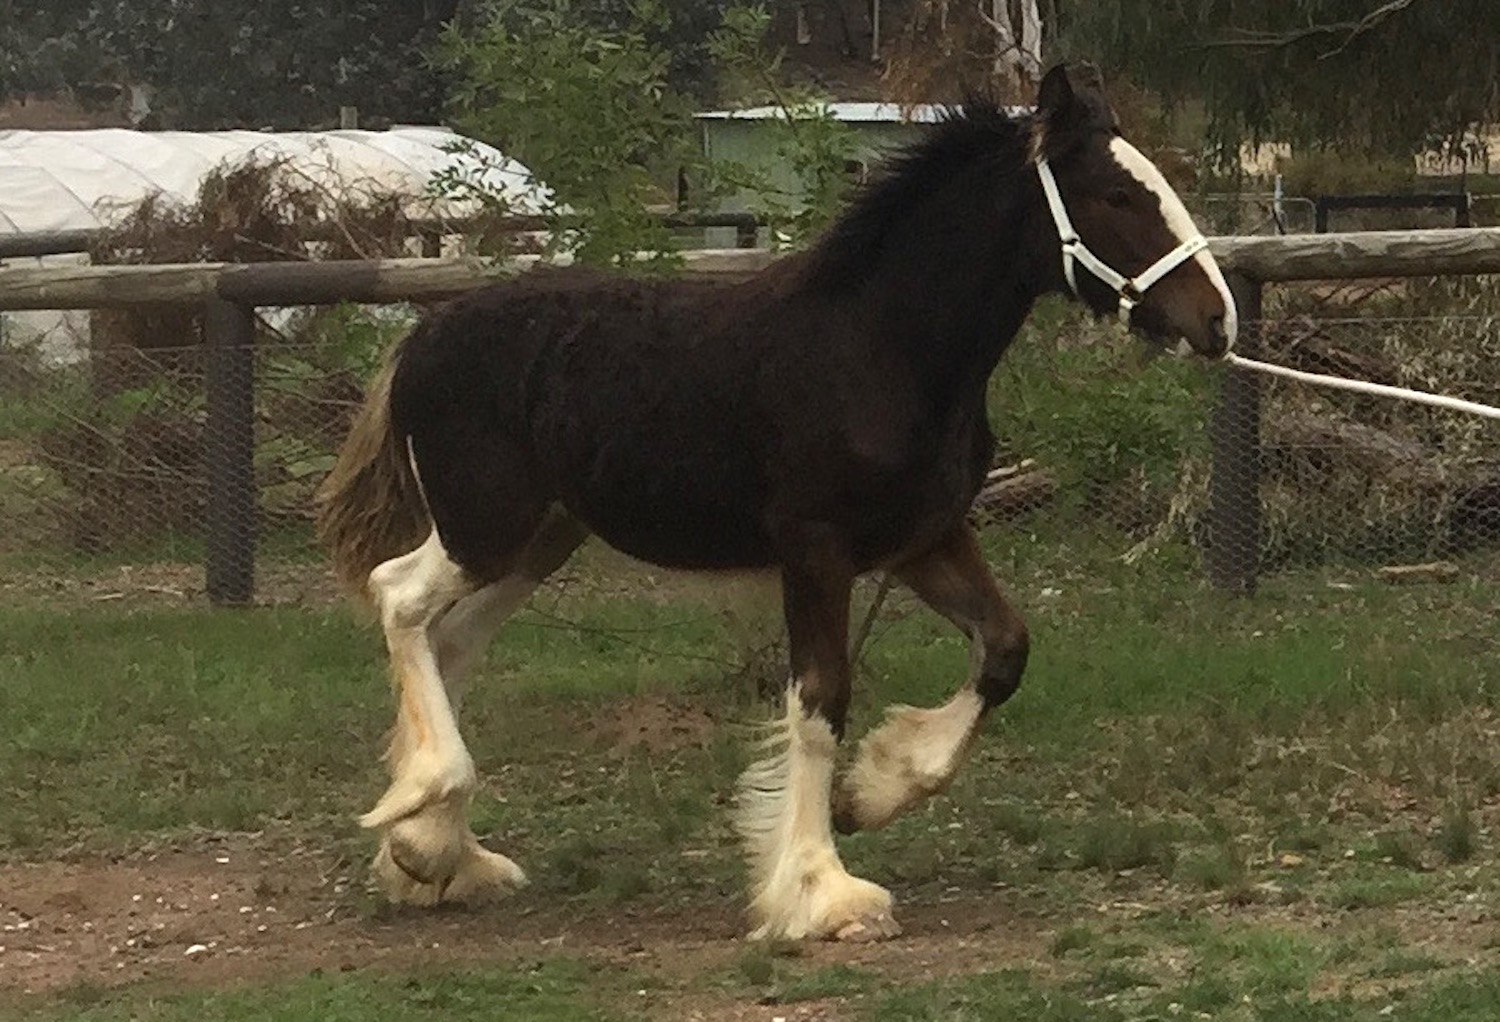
[1319, 0, 1421, 60]
[850, 572, 895, 666]
[1195, 0, 1425, 55]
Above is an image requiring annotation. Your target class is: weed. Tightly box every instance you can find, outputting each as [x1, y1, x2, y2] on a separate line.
[1174, 841, 1247, 892]
[1048, 925, 1096, 958]
[1328, 873, 1433, 911]
[1437, 802, 1479, 864]
[1372, 828, 1426, 871]
[1073, 814, 1178, 876]
[1368, 950, 1447, 979]
[1074, 962, 1158, 998]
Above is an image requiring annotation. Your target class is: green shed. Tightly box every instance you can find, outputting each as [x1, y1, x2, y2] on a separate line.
[694, 102, 949, 247]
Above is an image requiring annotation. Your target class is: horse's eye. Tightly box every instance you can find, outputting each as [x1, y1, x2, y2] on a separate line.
[1106, 188, 1132, 209]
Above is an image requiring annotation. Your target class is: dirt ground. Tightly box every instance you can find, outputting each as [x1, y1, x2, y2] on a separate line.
[0, 836, 1057, 1018]
[5, 833, 1494, 1019]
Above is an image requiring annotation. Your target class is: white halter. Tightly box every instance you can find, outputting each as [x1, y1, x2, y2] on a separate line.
[1035, 156, 1209, 324]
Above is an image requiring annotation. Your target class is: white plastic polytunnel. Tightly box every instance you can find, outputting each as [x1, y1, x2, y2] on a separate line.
[0, 125, 552, 233]
[0, 127, 551, 363]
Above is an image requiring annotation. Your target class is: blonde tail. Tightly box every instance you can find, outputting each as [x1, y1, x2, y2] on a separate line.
[314, 347, 428, 603]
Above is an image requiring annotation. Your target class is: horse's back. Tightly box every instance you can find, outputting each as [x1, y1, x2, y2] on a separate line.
[387, 262, 988, 575]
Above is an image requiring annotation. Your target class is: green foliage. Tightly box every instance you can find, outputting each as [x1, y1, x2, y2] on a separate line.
[433, 0, 859, 260]
[1062, 0, 1500, 160]
[434, 0, 692, 267]
[1275, 149, 1418, 197]
[990, 299, 1212, 523]
[0, 0, 463, 129]
[704, 4, 860, 246]
[1437, 802, 1478, 864]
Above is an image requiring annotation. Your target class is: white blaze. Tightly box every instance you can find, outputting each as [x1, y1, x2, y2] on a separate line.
[1108, 137, 1238, 352]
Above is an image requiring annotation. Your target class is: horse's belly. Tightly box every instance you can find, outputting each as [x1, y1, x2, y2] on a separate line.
[557, 439, 776, 570]
[586, 517, 774, 570]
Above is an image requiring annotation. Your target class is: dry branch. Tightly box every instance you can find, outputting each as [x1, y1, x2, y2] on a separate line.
[1377, 561, 1461, 584]
[972, 460, 1056, 518]
[1263, 411, 1444, 487]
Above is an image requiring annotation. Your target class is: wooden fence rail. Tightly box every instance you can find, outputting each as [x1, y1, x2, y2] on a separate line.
[1, 227, 1497, 604]
[2, 229, 1497, 310]
[0, 212, 767, 261]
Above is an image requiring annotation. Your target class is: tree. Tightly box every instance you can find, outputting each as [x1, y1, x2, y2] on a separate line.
[0, 0, 469, 129]
[434, 1, 860, 263]
[433, 0, 695, 265]
[885, 0, 1049, 104]
[1059, 0, 1500, 161]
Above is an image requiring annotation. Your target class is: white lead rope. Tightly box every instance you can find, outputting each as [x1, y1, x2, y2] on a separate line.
[1225, 353, 1500, 421]
[1032, 158, 1499, 422]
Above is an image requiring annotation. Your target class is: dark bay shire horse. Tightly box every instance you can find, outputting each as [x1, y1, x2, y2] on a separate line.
[316, 64, 1236, 942]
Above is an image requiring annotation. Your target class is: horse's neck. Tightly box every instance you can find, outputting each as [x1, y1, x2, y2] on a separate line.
[865, 204, 1045, 414]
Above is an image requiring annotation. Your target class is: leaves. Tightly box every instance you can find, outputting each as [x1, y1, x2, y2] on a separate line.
[1060, 0, 1500, 159]
[433, 0, 694, 266]
[0, 0, 464, 129]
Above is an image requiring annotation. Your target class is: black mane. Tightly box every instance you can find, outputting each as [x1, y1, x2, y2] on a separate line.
[803, 99, 1035, 289]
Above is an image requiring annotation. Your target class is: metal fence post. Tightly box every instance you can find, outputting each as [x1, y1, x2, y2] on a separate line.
[1207, 273, 1264, 595]
[204, 299, 257, 606]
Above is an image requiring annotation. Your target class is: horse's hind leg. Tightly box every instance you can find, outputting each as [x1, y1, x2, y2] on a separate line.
[365, 512, 586, 906]
[833, 523, 1029, 834]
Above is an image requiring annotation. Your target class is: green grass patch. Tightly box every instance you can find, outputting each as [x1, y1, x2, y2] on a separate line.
[1328, 872, 1436, 911]
[866, 968, 1117, 1022]
[3, 539, 1500, 1022]
[8, 961, 640, 1022]
[1368, 949, 1448, 980]
[729, 949, 878, 1005]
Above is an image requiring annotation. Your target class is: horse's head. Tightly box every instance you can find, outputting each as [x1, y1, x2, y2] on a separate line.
[1030, 63, 1236, 358]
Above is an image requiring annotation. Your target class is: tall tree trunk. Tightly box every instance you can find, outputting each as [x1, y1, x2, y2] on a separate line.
[983, 0, 1044, 98]
[1017, 0, 1042, 89]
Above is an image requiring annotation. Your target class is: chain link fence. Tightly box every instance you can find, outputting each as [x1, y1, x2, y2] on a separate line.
[0, 303, 414, 606]
[1, 275, 1498, 610]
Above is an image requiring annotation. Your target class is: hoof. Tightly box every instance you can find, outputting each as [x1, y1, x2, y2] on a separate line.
[749, 870, 900, 942]
[384, 805, 466, 886]
[372, 831, 527, 908]
[832, 912, 902, 942]
[372, 840, 444, 906]
[441, 843, 528, 905]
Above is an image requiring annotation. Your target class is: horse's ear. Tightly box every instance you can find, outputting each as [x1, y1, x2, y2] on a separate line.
[1036, 62, 1111, 150]
[1036, 64, 1076, 119]
[1070, 61, 1106, 95]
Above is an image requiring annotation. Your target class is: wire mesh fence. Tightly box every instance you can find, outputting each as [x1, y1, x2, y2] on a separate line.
[0, 279, 1498, 611]
[0, 303, 413, 605]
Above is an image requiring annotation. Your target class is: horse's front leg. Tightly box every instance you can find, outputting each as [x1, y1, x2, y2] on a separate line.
[734, 541, 901, 942]
[834, 522, 1029, 834]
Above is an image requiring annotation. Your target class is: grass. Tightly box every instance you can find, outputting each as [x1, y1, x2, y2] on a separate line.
[5, 534, 1500, 1017]
[6, 960, 643, 1022]
[31, 959, 1500, 1022]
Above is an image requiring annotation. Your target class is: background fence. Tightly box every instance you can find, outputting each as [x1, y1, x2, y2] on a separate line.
[0, 234, 1498, 613]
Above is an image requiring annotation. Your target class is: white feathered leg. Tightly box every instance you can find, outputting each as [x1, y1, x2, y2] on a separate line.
[735, 685, 900, 941]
